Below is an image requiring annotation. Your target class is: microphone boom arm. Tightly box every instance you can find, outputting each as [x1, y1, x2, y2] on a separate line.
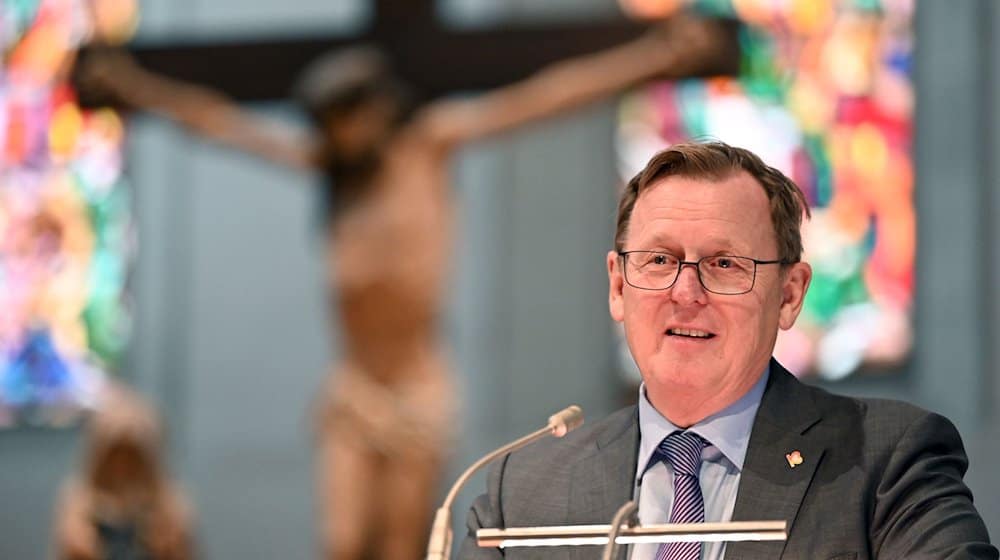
[425, 405, 584, 560]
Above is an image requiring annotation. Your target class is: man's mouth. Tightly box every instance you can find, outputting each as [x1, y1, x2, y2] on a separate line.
[666, 328, 716, 339]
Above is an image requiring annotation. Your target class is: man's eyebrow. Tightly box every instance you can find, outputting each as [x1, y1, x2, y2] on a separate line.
[703, 238, 743, 254]
[634, 234, 680, 250]
[638, 235, 745, 254]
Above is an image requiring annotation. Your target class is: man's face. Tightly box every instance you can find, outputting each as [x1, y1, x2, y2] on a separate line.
[607, 172, 811, 419]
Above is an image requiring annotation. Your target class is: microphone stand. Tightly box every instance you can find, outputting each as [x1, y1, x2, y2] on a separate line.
[424, 405, 584, 560]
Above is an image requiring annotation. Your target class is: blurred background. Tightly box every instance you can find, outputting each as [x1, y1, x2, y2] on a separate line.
[1, 0, 997, 557]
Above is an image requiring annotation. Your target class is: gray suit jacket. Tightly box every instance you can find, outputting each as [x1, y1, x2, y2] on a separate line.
[458, 361, 996, 559]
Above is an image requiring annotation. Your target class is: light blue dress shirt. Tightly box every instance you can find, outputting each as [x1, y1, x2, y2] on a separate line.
[629, 367, 769, 560]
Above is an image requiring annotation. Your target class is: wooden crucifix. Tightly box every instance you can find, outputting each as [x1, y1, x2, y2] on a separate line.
[75, 2, 739, 558]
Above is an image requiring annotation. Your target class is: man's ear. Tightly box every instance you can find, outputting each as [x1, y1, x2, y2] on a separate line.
[608, 251, 625, 323]
[779, 262, 812, 330]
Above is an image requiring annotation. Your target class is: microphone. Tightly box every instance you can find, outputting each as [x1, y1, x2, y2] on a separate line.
[424, 405, 584, 560]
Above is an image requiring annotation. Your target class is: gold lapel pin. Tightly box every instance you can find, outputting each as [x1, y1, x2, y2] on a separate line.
[785, 450, 804, 468]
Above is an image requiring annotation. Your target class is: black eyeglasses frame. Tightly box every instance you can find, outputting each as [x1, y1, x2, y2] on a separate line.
[616, 250, 791, 295]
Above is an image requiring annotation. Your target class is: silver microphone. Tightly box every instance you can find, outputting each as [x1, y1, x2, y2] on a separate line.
[548, 405, 584, 437]
[424, 405, 585, 560]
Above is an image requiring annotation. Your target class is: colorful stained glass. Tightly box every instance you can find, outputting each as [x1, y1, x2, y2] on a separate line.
[1, 0, 136, 426]
[616, 0, 915, 380]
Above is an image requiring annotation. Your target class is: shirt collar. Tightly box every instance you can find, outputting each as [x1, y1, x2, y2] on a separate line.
[636, 364, 769, 480]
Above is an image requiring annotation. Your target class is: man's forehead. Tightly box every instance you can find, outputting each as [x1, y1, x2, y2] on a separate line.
[642, 170, 762, 197]
[632, 172, 770, 219]
[626, 172, 774, 249]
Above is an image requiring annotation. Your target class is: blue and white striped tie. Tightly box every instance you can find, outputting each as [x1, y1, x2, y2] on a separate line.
[654, 431, 708, 560]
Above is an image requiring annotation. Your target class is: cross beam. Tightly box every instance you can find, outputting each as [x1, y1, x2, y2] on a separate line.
[130, 20, 649, 102]
[123, 0, 723, 103]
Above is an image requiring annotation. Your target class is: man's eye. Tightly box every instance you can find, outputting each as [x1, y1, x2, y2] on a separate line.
[652, 255, 669, 265]
[717, 258, 733, 269]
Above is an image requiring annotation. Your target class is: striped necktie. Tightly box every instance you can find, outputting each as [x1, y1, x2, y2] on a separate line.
[654, 430, 708, 560]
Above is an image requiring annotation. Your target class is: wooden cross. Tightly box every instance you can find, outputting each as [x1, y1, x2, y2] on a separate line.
[124, 0, 731, 103]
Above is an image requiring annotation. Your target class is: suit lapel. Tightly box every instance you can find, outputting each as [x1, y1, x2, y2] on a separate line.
[568, 407, 639, 560]
[727, 362, 827, 560]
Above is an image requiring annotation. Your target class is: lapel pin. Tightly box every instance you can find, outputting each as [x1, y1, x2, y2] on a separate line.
[785, 450, 804, 468]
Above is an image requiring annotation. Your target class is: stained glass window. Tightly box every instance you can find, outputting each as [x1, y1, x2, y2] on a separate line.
[1, 0, 136, 426]
[616, 0, 915, 380]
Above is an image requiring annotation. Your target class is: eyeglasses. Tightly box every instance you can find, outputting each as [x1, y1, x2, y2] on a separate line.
[617, 251, 789, 295]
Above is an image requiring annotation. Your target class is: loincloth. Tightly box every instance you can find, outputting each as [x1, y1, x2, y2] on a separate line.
[316, 367, 457, 459]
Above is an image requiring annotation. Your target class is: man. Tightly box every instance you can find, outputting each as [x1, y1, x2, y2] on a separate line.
[460, 141, 996, 559]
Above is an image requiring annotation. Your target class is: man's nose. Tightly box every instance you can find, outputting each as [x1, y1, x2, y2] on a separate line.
[670, 263, 707, 304]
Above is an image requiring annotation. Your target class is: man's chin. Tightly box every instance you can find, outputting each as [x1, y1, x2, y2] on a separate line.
[642, 367, 718, 393]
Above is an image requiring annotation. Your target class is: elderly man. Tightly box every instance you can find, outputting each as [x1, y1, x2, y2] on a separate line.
[460, 141, 996, 559]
